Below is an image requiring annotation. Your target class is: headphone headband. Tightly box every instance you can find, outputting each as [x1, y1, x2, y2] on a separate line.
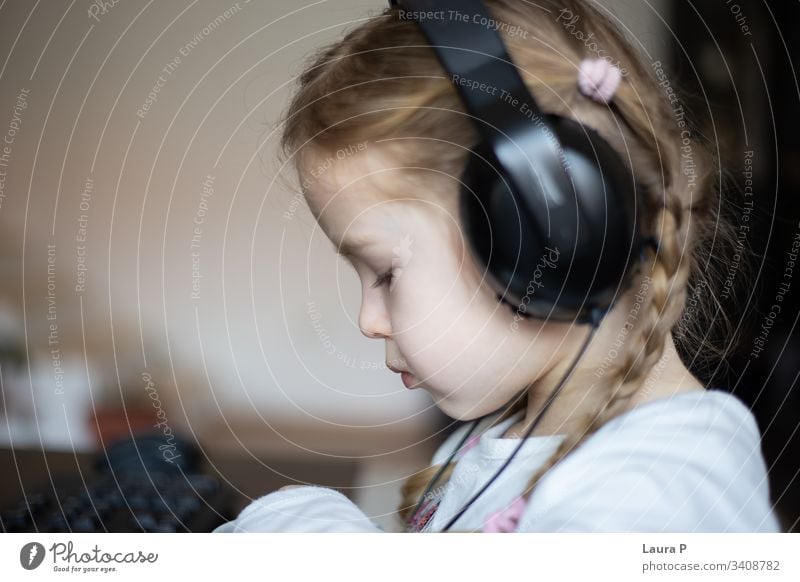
[390, 0, 576, 250]
[388, 0, 644, 324]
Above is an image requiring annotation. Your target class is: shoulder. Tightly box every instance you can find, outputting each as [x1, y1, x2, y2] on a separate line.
[519, 389, 781, 532]
[609, 388, 762, 451]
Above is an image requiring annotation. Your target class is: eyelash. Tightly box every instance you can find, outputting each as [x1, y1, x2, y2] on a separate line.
[371, 269, 393, 289]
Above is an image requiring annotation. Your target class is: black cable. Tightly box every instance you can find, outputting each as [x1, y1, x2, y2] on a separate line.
[439, 306, 606, 532]
[404, 388, 528, 532]
[404, 417, 478, 529]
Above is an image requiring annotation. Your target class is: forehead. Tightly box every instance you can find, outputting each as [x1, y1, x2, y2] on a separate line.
[297, 145, 404, 236]
[311, 192, 407, 255]
[295, 143, 461, 252]
[299, 144, 399, 206]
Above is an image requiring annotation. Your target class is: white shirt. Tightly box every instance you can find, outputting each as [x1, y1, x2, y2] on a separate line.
[213, 389, 781, 533]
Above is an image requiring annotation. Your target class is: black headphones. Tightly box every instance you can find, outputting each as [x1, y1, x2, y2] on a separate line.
[389, 0, 646, 324]
[390, 0, 653, 533]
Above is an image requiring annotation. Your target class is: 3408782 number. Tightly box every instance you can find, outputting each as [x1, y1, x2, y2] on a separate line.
[730, 560, 780, 571]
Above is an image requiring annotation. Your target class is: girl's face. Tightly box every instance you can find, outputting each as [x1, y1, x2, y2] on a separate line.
[301, 148, 582, 421]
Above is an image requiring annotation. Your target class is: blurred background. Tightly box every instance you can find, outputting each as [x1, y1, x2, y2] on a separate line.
[0, 0, 797, 533]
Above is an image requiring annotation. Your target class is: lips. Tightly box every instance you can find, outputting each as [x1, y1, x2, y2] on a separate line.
[400, 371, 418, 389]
[388, 364, 419, 389]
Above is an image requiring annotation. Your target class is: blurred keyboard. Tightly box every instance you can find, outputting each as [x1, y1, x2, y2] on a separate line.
[0, 432, 236, 533]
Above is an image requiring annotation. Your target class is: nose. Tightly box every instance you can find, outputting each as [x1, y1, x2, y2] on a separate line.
[358, 287, 392, 339]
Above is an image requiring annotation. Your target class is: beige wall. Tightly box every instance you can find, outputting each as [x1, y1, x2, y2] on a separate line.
[0, 0, 673, 450]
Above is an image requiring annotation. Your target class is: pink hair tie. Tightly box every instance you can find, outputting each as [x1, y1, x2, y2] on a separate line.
[577, 58, 622, 104]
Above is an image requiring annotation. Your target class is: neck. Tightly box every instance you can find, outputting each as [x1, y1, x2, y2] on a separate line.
[501, 331, 705, 439]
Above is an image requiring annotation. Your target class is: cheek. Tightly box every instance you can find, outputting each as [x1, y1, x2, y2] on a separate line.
[392, 302, 507, 382]
[391, 258, 509, 352]
[388, 237, 522, 372]
[393, 248, 496, 323]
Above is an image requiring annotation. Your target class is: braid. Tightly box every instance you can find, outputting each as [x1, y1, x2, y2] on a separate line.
[425, 205, 693, 533]
[517, 204, 692, 501]
[397, 463, 456, 526]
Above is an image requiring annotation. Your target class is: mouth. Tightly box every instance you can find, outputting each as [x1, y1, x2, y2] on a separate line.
[400, 371, 419, 390]
[388, 364, 419, 389]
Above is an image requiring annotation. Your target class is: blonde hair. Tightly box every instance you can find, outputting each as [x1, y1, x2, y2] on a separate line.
[277, 0, 746, 532]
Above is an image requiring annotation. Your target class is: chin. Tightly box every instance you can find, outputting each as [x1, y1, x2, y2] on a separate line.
[431, 393, 489, 422]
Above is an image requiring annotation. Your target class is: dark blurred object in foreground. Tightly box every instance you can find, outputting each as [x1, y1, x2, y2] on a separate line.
[0, 432, 234, 533]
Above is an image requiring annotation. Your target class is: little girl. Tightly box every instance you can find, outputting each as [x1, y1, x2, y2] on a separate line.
[214, 0, 780, 533]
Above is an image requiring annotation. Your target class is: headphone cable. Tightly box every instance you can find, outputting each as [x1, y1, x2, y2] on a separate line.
[439, 306, 605, 532]
[404, 388, 528, 532]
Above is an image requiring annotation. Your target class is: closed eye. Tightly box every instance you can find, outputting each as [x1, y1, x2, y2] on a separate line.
[370, 269, 393, 289]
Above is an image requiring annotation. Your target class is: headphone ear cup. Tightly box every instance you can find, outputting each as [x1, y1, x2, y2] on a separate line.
[460, 119, 643, 323]
[545, 115, 643, 315]
[460, 144, 575, 321]
[459, 140, 544, 314]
